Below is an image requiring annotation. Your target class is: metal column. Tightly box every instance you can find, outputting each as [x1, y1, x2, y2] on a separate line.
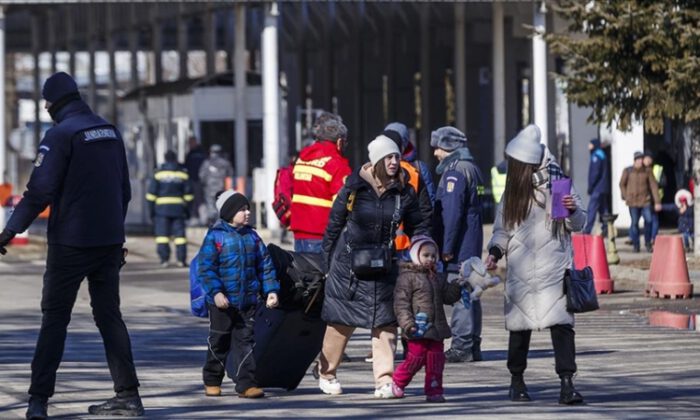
[0, 6, 5, 182]
[178, 3, 188, 79]
[234, 4, 248, 180]
[262, 2, 280, 230]
[492, 2, 506, 161]
[532, 2, 549, 144]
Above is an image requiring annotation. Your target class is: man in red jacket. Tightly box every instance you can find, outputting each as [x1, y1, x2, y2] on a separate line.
[290, 112, 351, 253]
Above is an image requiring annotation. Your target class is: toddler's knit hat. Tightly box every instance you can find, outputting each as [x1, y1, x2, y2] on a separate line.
[409, 235, 438, 265]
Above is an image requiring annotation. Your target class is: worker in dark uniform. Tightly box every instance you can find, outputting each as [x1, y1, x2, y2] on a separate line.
[0, 72, 143, 419]
[146, 150, 194, 267]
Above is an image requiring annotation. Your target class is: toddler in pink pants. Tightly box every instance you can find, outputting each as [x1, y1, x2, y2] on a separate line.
[392, 235, 462, 402]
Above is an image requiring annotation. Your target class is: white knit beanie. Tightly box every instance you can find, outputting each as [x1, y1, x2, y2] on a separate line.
[505, 124, 544, 165]
[368, 135, 400, 166]
[409, 235, 438, 265]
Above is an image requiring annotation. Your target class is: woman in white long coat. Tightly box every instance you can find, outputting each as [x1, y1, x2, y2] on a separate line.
[485, 125, 586, 405]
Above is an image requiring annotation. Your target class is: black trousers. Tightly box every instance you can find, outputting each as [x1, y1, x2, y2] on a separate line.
[203, 305, 257, 393]
[507, 324, 577, 378]
[29, 244, 140, 398]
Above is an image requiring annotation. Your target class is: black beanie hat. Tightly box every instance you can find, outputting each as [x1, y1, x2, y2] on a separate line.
[42, 72, 79, 103]
[215, 190, 250, 222]
[42, 72, 81, 119]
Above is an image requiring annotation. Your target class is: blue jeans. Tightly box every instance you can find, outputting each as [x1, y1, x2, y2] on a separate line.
[651, 211, 659, 242]
[629, 206, 653, 251]
[294, 239, 323, 254]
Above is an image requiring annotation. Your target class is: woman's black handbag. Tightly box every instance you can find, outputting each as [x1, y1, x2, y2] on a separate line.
[348, 195, 401, 279]
[351, 245, 392, 278]
[563, 266, 599, 313]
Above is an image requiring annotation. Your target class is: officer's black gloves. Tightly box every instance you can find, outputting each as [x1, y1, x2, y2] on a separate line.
[0, 228, 17, 255]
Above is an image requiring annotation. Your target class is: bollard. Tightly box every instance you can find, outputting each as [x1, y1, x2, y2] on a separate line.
[601, 213, 620, 265]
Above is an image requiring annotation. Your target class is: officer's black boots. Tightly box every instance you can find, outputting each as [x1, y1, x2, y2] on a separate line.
[508, 375, 531, 402]
[559, 375, 584, 405]
[25, 396, 48, 420]
[87, 392, 144, 416]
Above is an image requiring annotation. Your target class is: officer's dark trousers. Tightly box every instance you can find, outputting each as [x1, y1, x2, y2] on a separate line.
[584, 193, 609, 236]
[29, 244, 140, 398]
[203, 305, 257, 393]
[154, 215, 187, 263]
[507, 324, 577, 378]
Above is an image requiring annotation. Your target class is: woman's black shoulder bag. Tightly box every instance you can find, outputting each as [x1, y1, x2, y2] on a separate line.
[563, 266, 599, 313]
[346, 193, 401, 279]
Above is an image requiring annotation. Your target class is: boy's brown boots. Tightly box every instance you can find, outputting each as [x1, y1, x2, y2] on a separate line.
[238, 387, 264, 398]
[204, 385, 221, 397]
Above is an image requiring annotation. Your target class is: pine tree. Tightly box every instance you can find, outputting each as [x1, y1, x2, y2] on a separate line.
[547, 1, 700, 254]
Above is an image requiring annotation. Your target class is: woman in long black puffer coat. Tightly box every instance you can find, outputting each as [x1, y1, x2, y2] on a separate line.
[317, 134, 429, 399]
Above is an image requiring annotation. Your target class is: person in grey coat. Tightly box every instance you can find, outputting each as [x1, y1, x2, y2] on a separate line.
[199, 144, 234, 225]
[485, 125, 586, 405]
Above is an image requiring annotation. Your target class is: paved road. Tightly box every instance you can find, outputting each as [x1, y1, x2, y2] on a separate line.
[1, 233, 699, 419]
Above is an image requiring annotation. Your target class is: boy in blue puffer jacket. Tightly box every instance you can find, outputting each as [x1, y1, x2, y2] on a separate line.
[198, 190, 279, 399]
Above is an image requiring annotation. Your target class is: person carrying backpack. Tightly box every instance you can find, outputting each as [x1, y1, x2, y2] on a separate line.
[197, 190, 279, 399]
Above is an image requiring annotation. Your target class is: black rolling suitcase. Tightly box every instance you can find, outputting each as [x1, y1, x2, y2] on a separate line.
[226, 245, 326, 390]
[252, 305, 326, 390]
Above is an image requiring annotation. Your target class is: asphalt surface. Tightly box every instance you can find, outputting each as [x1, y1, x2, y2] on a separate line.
[0, 228, 699, 419]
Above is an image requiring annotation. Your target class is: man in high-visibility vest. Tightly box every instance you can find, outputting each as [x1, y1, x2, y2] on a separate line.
[643, 150, 665, 243]
[146, 150, 194, 267]
[290, 112, 352, 253]
[490, 160, 507, 205]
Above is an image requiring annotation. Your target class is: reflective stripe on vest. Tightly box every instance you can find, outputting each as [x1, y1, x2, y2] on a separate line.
[155, 197, 186, 205]
[491, 167, 506, 204]
[395, 161, 421, 251]
[292, 194, 334, 208]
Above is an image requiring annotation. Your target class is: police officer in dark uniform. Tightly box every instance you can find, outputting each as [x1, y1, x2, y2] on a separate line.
[0, 72, 143, 419]
[146, 150, 193, 267]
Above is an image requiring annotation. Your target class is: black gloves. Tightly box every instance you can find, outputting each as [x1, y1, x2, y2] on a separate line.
[0, 229, 17, 255]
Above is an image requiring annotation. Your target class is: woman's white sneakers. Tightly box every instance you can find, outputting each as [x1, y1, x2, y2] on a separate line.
[319, 377, 343, 395]
[374, 383, 402, 399]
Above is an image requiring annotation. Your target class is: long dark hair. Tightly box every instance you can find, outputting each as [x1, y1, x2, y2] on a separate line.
[502, 158, 540, 230]
[372, 158, 402, 188]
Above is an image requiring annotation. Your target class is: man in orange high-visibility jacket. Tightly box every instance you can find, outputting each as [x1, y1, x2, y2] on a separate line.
[290, 112, 352, 253]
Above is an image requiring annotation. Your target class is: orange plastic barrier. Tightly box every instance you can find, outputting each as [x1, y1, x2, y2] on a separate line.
[646, 235, 693, 299]
[572, 234, 614, 294]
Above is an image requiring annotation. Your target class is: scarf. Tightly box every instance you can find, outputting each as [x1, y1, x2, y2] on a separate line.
[531, 146, 569, 240]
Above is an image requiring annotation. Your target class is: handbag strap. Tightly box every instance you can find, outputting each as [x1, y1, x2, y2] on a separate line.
[387, 194, 401, 247]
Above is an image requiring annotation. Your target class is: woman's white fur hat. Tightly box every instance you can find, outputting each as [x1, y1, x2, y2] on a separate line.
[505, 124, 544, 165]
